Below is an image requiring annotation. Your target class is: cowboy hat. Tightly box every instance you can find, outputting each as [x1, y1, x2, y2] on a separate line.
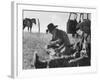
[76, 19, 91, 34]
[46, 23, 58, 33]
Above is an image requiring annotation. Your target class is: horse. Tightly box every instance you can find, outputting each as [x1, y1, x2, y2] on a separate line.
[23, 18, 36, 32]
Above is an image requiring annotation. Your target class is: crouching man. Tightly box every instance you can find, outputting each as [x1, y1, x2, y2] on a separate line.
[46, 23, 73, 57]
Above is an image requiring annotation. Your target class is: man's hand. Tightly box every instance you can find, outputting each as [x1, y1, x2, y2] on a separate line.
[80, 49, 88, 58]
[70, 51, 78, 58]
[68, 59, 75, 63]
[49, 39, 61, 45]
[55, 48, 60, 53]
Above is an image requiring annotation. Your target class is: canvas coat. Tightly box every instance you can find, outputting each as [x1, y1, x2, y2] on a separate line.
[50, 28, 72, 55]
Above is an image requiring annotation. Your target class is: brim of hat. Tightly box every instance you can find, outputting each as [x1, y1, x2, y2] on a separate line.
[47, 25, 58, 32]
[55, 25, 58, 27]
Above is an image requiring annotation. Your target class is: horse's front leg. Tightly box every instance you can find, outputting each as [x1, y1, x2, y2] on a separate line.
[23, 25, 25, 30]
[28, 26, 29, 32]
[30, 24, 32, 32]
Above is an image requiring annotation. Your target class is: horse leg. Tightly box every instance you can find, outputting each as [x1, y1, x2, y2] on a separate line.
[28, 26, 29, 32]
[30, 27, 32, 32]
[30, 24, 32, 32]
[23, 25, 25, 30]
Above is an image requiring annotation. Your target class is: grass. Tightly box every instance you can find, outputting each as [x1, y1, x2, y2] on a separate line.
[23, 32, 75, 69]
[23, 32, 52, 69]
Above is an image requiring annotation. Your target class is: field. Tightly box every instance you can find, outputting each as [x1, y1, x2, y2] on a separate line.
[23, 32, 75, 69]
[23, 32, 52, 69]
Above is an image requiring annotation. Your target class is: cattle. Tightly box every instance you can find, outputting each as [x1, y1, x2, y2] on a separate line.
[33, 47, 77, 69]
[34, 53, 47, 69]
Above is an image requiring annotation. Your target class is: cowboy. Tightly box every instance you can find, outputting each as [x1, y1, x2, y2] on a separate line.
[46, 23, 73, 56]
[69, 21, 91, 66]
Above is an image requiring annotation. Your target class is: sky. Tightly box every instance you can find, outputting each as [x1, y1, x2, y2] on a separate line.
[23, 10, 91, 33]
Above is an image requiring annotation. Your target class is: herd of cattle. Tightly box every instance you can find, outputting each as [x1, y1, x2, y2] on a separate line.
[23, 13, 91, 69]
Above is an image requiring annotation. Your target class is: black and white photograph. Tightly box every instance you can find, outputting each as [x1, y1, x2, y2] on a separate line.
[22, 10, 91, 69]
[11, 2, 97, 78]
